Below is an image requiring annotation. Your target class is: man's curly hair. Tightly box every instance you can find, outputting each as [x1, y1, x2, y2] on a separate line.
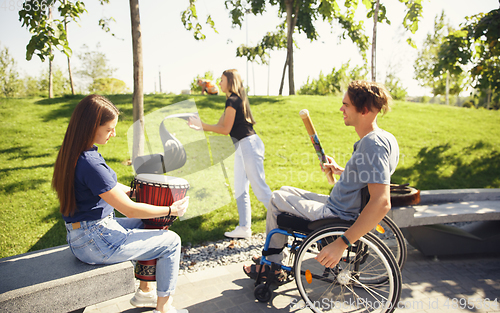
[347, 81, 392, 115]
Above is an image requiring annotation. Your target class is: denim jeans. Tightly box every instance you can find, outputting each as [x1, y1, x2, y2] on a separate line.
[234, 134, 273, 228]
[65, 213, 181, 297]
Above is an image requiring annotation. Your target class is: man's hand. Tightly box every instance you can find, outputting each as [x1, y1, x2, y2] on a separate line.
[322, 155, 344, 176]
[315, 238, 348, 268]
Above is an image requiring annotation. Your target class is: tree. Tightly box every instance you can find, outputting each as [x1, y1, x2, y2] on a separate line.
[184, 0, 369, 95]
[129, 0, 145, 160]
[0, 44, 21, 98]
[190, 71, 220, 94]
[37, 66, 71, 96]
[413, 11, 466, 102]
[19, 1, 86, 98]
[298, 61, 367, 95]
[235, 29, 288, 94]
[384, 72, 407, 100]
[435, 5, 500, 108]
[76, 43, 116, 92]
[90, 77, 128, 94]
[363, 0, 423, 82]
[63, 0, 76, 95]
[19, 0, 147, 156]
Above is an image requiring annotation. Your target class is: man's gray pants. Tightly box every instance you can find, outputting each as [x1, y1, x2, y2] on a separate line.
[266, 186, 339, 264]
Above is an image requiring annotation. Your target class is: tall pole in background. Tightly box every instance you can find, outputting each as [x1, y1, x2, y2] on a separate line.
[267, 49, 270, 96]
[159, 66, 162, 93]
[245, 9, 249, 93]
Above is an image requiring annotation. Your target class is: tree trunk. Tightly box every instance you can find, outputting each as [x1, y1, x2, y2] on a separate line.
[129, 0, 144, 160]
[371, 0, 380, 82]
[279, 54, 288, 96]
[285, 0, 295, 95]
[48, 7, 54, 99]
[64, 0, 75, 95]
[445, 70, 449, 105]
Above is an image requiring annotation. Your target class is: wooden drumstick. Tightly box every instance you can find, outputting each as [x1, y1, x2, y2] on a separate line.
[300, 109, 336, 185]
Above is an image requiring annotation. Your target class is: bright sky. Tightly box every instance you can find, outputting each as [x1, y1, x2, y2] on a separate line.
[0, 0, 498, 97]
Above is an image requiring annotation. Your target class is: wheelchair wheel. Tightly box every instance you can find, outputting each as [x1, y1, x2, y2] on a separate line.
[372, 216, 407, 270]
[294, 226, 401, 313]
[254, 284, 272, 302]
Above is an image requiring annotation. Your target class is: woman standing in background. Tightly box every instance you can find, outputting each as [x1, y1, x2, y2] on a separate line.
[188, 69, 272, 239]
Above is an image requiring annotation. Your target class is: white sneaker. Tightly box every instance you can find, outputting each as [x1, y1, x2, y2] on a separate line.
[130, 288, 157, 308]
[224, 226, 251, 239]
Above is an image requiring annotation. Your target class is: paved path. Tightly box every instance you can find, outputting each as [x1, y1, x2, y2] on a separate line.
[84, 246, 500, 313]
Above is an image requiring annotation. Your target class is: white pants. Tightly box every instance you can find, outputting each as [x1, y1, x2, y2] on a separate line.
[234, 134, 272, 228]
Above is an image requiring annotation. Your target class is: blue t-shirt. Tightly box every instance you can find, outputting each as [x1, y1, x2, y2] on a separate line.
[62, 146, 117, 223]
[326, 128, 399, 220]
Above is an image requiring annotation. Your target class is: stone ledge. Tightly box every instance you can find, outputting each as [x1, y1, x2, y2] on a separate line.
[0, 245, 135, 313]
[388, 189, 500, 228]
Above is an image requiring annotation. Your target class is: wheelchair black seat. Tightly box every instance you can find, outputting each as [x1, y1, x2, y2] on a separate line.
[308, 217, 354, 231]
[277, 213, 354, 235]
[277, 213, 310, 234]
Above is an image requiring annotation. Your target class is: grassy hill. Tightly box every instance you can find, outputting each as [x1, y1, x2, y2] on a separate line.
[1, 94, 499, 258]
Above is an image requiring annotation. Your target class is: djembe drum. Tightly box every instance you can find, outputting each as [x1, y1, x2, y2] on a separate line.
[130, 174, 189, 281]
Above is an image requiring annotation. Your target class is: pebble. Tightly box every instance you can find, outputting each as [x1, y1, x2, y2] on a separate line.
[179, 233, 265, 274]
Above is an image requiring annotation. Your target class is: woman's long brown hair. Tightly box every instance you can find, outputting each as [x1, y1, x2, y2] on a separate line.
[52, 95, 119, 217]
[222, 69, 256, 125]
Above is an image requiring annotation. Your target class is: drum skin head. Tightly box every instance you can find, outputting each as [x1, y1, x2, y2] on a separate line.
[135, 174, 189, 187]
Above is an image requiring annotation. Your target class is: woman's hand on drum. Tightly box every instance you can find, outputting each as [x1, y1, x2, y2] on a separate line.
[171, 196, 189, 217]
[187, 116, 203, 131]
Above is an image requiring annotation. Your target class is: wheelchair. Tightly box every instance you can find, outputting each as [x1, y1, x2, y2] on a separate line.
[252, 213, 404, 313]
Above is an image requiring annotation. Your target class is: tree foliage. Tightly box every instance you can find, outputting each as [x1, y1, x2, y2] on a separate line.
[363, 0, 423, 81]
[190, 71, 221, 94]
[76, 44, 117, 93]
[181, 0, 218, 40]
[413, 11, 466, 97]
[298, 62, 367, 95]
[236, 29, 288, 64]
[0, 44, 21, 98]
[18, 0, 87, 61]
[37, 66, 72, 96]
[183, 0, 370, 95]
[90, 77, 128, 94]
[435, 5, 500, 108]
[384, 72, 407, 100]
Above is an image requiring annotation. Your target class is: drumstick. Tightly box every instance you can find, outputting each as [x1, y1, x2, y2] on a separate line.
[299, 109, 336, 185]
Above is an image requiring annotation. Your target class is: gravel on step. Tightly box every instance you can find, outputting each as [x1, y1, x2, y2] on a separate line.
[179, 233, 265, 275]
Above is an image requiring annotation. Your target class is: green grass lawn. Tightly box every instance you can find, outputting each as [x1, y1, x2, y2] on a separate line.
[1, 94, 499, 258]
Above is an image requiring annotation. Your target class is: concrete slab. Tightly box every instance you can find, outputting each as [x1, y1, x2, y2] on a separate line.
[0, 245, 135, 313]
[83, 246, 500, 313]
[388, 189, 500, 228]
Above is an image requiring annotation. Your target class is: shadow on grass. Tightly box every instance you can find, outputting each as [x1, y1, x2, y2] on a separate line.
[0, 162, 53, 174]
[0, 146, 52, 161]
[29, 208, 67, 253]
[393, 140, 500, 190]
[34, 94, 284, 124]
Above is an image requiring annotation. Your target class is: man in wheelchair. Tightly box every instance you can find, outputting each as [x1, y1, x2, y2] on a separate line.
[244, 80, 399, 280]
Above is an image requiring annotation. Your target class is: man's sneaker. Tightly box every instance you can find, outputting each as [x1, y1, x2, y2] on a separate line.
[130, 288, 157, 308]
[224, 226, 251, 239]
